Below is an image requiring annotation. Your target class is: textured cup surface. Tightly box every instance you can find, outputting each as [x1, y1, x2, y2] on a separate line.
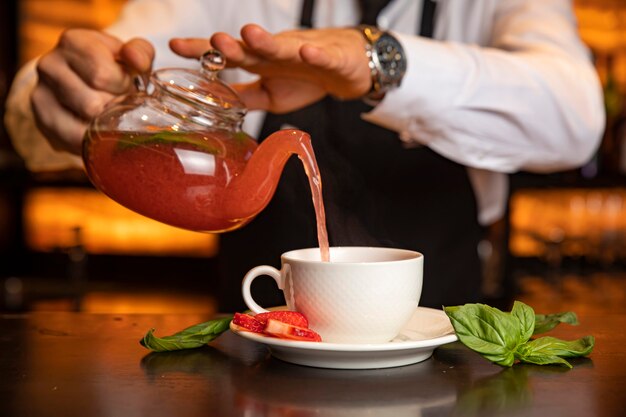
[242, 247, 423, 344]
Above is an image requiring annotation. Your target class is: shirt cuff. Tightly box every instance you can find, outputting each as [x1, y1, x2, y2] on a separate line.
[361, 32, 465, 146]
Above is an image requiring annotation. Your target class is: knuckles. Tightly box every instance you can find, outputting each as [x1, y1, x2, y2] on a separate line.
[81, 94, 108, 119]
[56, 29, 121, 92]
[35, 52, 55, 80]
[88, 65, 117, 91]
[56, 28, 89, 51]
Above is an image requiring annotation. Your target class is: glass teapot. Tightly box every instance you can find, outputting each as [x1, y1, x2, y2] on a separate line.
[83, 50, 318, 233]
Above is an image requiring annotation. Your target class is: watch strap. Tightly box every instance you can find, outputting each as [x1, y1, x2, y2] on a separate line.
[357, 24, 405, 105]
[358, 25, 384, 101]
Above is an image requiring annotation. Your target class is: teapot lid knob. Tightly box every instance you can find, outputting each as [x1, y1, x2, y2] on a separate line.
[150, 48, 245, 117]
[201, 50, 226, 76]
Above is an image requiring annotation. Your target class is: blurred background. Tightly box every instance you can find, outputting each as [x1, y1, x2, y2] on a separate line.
[0, 0, 625, 314]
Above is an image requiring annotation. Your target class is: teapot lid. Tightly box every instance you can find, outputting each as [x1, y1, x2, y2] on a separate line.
[151, 50, 246, 117]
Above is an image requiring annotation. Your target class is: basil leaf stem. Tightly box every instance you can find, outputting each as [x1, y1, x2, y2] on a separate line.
[516, 335, 595, 368]
[140, 316, 233, 352]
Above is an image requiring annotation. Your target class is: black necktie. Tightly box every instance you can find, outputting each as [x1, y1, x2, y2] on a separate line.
[360, 0, 437, 38]
[300, 0, 437, 38]
[420, 0, 437, 38]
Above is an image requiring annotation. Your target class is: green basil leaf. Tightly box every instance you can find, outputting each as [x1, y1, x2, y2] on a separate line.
[117, 131, 221, 154]
[446, 302, 594, 369]
[511, 301, 535, 343]
[533, 311, 579, 335]
[519, 335, 595, 359]
[517, 354, 573, 369]
[140, 316, 233, 352]
[444, 304, 521, 367]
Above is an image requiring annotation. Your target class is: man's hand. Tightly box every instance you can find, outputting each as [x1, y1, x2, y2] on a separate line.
[170, 24, 371, 113]
[31, 29, 154, 154]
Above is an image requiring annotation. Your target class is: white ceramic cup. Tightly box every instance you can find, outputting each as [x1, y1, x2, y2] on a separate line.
[242, 247, 423, 344]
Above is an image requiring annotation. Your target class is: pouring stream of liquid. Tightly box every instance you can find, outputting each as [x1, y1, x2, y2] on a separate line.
[226, 129, 330, 261]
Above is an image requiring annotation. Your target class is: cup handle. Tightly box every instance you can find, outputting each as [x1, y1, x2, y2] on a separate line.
[242, 265, 283, 314]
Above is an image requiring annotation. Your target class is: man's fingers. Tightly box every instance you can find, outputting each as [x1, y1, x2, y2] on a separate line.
[60, 30, 133, 94]
[239, 24, 278, 56]
[210, 32, 260, 67]
[31, 83, 88, 155]
[300, 44, 333, 69]
[240, 24, 304, 62]
[169, 37, 213, 59]
[36, 51, 116, 120]
[120, 38, 154, 74]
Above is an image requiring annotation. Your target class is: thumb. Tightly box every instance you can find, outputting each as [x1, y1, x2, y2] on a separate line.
[232, 81, 271, 111]
[119, 38, 154, 73]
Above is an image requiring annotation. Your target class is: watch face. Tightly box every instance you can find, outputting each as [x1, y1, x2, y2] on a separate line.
[374, 33, 406, 86]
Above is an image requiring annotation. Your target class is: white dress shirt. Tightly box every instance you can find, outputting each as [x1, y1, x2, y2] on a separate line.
[4, 0, 605, 225]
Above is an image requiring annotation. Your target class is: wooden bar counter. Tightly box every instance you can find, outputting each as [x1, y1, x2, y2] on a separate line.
[1, 304, 624, 417]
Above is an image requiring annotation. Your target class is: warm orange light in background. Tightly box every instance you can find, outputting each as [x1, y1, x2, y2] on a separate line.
[18, 0, 127, 64]
[575, 0, 626, 89]
[23, 187, 219, 257]
[509, 188, 626, 260]
[576, 1, 626, 53]
[80, 291, 216, 313]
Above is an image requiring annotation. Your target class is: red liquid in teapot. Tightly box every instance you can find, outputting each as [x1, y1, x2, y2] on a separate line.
[84, 129, 330, 261]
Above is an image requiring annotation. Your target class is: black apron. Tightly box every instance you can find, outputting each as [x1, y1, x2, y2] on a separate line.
[217, 0, 483, 312]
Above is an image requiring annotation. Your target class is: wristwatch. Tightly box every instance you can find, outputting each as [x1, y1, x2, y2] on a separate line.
[357, 25, 407, 104]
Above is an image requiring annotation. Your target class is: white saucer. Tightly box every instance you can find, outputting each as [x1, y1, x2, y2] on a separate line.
[229, 306, 457, 369]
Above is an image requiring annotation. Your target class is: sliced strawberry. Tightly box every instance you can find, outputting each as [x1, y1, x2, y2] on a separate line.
[254, 311, 309, 328]
[232, 312, 264, 333]
[263, 318, 322, 342]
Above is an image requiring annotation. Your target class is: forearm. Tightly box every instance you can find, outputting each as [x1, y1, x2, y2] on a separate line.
[364, 1, 605, 174]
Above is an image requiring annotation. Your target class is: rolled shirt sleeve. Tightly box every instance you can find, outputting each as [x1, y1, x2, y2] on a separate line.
[363, 0, 605, 174]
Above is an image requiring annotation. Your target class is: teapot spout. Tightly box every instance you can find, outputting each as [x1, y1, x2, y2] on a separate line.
[223, 129, 322, 223]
